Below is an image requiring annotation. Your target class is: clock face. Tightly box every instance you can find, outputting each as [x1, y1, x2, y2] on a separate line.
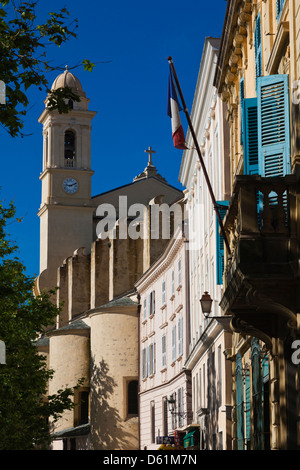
[63, 178, 79, 194]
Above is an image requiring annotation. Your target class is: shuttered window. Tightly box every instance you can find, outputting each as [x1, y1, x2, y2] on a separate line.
[236, 352, 245, 450]
[242, 98, 259, 175]
[171, 270, 175, 295]
[251, 338, 264, 450]
[178, 258, 182, 286]
[178, 317, 183, 357]
[245, 372, 251, 449]
[148, 290, 155, 316]
[276, 0, 285, 21]
[172, 326, 176, 362]
[142, 348, 147, 379]
[257, 74, 291, 178]
[162, 334, 166, 367]
[240, 77, 245, 145]
[216, 201, 229, 285]
[254, 13, 263, 85]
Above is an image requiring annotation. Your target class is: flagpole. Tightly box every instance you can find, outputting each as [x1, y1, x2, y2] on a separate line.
[167, 56, 231, 257]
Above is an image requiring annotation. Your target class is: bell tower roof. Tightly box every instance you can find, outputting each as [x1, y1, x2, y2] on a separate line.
[51, 66, 86, 98]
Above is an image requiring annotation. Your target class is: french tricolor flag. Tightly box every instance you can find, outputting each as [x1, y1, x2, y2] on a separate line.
[167, 67, 187, 150]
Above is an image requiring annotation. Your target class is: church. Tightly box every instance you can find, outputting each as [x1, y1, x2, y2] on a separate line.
[35, 67, 184, 450]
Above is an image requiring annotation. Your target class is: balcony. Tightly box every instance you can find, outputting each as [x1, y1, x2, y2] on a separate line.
[220, 174, 300, 349]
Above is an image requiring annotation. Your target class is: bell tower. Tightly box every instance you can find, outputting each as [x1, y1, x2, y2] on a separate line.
[37, 67, 97, 291]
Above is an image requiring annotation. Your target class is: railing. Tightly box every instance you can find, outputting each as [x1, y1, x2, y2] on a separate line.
[65, 158, 74, 168]
[223, 174, 298, 287]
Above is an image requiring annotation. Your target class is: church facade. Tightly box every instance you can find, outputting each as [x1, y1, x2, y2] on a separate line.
[35, 68, 183, 450]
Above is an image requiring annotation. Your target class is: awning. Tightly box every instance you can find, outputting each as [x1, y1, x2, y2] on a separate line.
[183, 430, 197, 448]
[51, 423, 90, 439]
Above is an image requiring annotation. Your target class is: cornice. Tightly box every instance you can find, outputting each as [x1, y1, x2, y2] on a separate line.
[214, 0, 253, 99]
[135, 231, 186, 293]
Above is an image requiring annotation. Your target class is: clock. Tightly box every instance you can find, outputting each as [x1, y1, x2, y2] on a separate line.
[63, 178, 79, 194]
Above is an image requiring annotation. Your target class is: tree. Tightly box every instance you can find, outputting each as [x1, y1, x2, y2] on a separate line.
[0, 0, 95, 137]
[0, 199, 81, 449]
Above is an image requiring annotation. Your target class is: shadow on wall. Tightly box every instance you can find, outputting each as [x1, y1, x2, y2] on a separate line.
[90, 357, 138, 450]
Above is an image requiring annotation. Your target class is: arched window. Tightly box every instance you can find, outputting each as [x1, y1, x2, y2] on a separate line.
[64, 130, 76, 167]
[127, 380, 138, 415]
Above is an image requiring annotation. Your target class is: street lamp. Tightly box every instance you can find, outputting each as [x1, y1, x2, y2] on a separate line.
[167, 394, 176, 414]
[200, 292, 213, 318]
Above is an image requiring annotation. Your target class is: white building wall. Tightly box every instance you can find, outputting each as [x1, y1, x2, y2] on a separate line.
[179, 37, 231, 450]
[136, 234, 191, 450]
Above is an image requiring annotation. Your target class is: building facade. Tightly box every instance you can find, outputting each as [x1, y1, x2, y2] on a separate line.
[35, 68, 183, 450]
[136, 221, 194, 450]
[213, 0, 300, 450]
[179, 38, 232, 450]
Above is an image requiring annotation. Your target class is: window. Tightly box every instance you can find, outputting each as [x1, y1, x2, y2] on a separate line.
[242, 98, 259, 175]
[178, 259, 182, 286]
[149, 343, 156, 376]
[78, 391, 89, 425]
[143, 298, 147, 320]
[199, 368, 202, 408]
[127, 380, 138, 415]
[162, 334, 166, 368]
[245, 371, 251, 449]
[203, 363, 206, 407]
[219, 431, 223, 450]
[142, 344, 156, 378]
[216, 201, 229, 285]
[148, 291, 155, 316]
[163, 397, 168, 436]
[276, 0, 285, 21]
[142, 348, 147, 379]
[151, 401, 155, 443]
[74, 389, 89, 427]
[257, 74, 291, 178]
[240, 77, 245, 145]
[177, 387, 184, 427]
[178, 317, 183, 357]
[162, 280, 166, 305]
[254, 13, 263, 84]
[171, 391, 177, 430]
[64, 130, 76, 166]
[171, 270, 175, 295]
[242, 74, 291, 223]
[172, 326, 176, 362]
[243, 75, 290, 179]
[218, 345, 222, 404]
[236, 352, 245, 450]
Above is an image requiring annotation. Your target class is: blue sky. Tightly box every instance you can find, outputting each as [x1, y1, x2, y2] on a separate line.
[1, 0, 227, 278]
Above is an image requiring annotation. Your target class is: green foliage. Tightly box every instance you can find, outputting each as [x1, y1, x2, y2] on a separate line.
[0, 0, 95, 137]
[0, 199, 80, 450]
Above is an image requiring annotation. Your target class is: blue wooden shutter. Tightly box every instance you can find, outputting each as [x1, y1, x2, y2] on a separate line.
[236, 352, 245, 450]
[276, 0, 285, 20]
[243, 98, 259, 175]
[257, 74, 291, 178]
[216, 201, 229, 285]
[245, 372, 251, 449]
[255, 13, 263, 85]
[240, 77, 245, 145]
[251, 338, 264, 450]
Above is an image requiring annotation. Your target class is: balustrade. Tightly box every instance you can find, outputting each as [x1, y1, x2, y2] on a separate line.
[223, 175, 298, 288]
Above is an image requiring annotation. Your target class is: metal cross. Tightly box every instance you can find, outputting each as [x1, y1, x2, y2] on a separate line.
[145, 146, 156, 166]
